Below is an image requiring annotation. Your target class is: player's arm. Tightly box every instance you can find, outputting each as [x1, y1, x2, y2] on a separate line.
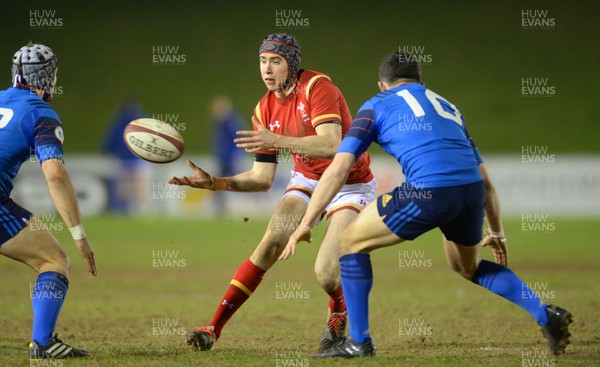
[224, 159, 277, 192]
[235, 79, 345, 158]
[480, 164, 502, 234]
[235, 116, 340, 158]
[280, 107, 377, 259]
[33, 115, 97, 275]
[292, 151, 355, 234]
[479, 163, 507, 265]
[274, 120, 341, 158]
[41, 158, 97, 275]
[169, 159, 277, 192]
[280, 152, 356, 260]
[467, 129, 507, 265]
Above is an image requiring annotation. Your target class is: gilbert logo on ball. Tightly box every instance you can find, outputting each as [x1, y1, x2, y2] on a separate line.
[123, 118, 185, 163]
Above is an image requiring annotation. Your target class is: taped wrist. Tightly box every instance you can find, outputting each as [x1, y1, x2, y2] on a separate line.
[69, 225, 86, 240]
[209, 177, 229, 191]
[486, 228, 506, 241]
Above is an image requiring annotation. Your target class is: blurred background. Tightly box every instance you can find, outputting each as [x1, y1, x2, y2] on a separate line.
[2, 0, 599, 218]
[1, 5, 599, 365]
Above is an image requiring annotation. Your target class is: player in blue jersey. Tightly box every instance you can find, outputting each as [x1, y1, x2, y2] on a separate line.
[0, 43, 97, 360]
[281, 51, 572, 358]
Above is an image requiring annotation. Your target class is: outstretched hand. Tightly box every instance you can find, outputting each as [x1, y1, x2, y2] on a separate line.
[482, 235, 507, 266]
[234, 116, 278, 153]
[168, 160, 212, 189]
[74, 238, 97, 276]
[279, 223, 313, 260]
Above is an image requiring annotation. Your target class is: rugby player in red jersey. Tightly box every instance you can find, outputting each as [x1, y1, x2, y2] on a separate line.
[170, 33, 376, 352]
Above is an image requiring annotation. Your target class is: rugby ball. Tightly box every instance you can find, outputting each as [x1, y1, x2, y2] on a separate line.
[123, 118, 184, 163]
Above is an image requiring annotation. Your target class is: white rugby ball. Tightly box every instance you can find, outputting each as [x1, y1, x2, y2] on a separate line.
[123, 118, 184, 163]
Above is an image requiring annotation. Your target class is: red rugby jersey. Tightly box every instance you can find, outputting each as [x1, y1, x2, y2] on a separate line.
[253, 69, 373, 184]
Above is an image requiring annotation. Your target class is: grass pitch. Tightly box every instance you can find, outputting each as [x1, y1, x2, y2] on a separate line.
[1, 216, 599, 366]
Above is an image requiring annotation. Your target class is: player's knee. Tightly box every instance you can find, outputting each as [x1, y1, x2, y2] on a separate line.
[448, 261, 476, 280]
[448, 262, 466, 278]
[60, 254, 71, 275]
[253, 230, 289, 264]
[314, 262, 339, 291]
[266, 230, 289, 251]
[42, 246, 70, 276]
[53, 250, 70, 275]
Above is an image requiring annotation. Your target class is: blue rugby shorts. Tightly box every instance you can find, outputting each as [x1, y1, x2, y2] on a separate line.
[377, 181, 485, 246]
[0, 194, 32, 245]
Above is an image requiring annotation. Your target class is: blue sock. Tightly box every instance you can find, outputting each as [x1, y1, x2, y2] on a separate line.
[339, 253, 373, 344]
[472, 260, 548, 326]
[31, 272, 69, 346]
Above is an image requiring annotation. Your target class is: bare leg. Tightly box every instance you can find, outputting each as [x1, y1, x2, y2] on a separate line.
[341, 200, 405, 255]
[442, 235, 481, 280]
[314, 210, 357, 292]
[0, 218, 70, 277]
[1, 218, 71, 347]
[189, 195, 308, 348]
[314, 210, 357, 350]
[250, 195, 308, 269]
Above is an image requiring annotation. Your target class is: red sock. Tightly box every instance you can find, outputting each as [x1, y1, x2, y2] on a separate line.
[209, 258, 266, 339]
[327, 284, 346, 314]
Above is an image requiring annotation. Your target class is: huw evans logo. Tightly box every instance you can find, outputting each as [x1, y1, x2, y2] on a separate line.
[275, 10, 310, 29]
[521, 146, 555, 165]
[521, 10, 555, 30]
[521, 78, 555, 97]
[398, 45, 432, 65]
[152, 46, 187, 66]
[30, 9, 63, 29]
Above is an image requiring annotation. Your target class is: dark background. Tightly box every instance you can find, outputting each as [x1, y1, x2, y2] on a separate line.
[2, 0, 598, 153]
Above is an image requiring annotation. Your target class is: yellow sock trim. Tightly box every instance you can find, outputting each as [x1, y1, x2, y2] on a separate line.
[230, 279, 253, 296]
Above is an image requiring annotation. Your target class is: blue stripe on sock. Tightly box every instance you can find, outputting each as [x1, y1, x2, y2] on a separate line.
[340, 269, 369, 275]
[340, 264, 373, 280]
[341, 276, 373, 282]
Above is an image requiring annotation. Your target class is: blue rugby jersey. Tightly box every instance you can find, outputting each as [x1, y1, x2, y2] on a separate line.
[338, 83, 483, 188]
[0, 86, 64, 195]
